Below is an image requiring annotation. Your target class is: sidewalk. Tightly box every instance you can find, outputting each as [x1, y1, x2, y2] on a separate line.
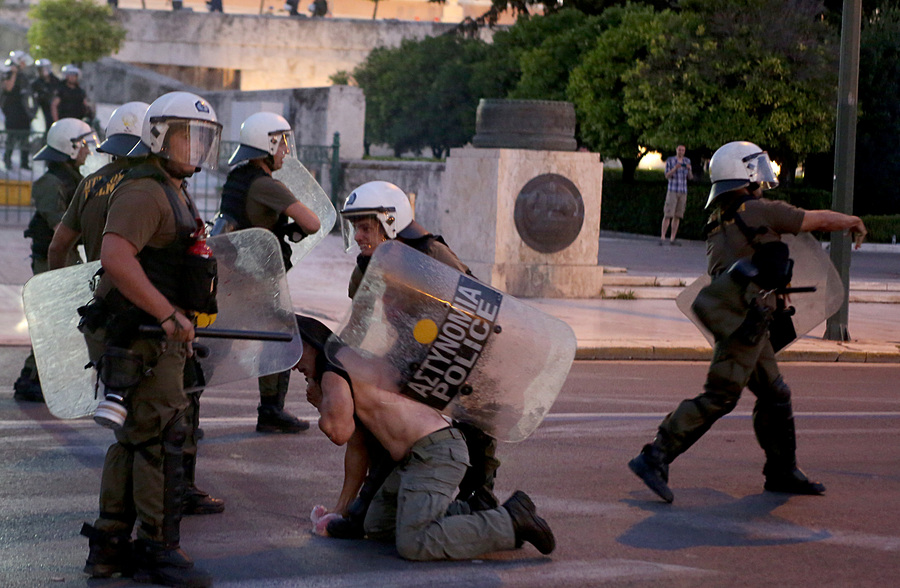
[1, 227, 898, 362]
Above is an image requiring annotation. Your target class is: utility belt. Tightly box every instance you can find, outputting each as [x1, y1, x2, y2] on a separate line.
[77, 289, 161, 348]
[693, 259, 810, 350]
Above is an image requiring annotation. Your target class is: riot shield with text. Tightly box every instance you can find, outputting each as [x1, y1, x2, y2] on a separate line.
[676, 233, 844, 351]
[272, 157, 337, 264]
[330, 241, 576, 442]
[23, 228, 302, 419]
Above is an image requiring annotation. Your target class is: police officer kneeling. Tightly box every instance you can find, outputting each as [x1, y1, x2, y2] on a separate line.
[78, 92, 222, 587]
[628, 141, 867, 503]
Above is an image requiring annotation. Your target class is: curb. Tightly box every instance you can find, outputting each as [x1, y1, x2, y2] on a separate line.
[576, 344, 900, 363]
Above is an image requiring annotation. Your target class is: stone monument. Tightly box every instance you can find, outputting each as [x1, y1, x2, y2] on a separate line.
[436, 99, 604, 298]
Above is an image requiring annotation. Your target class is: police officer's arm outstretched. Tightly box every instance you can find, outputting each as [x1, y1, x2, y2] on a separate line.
[629, 140, 865, 505]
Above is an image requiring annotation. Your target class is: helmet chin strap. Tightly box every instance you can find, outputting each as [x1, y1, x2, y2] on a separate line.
[162, 157, 197, 179]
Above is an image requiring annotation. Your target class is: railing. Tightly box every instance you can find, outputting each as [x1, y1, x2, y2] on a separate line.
[0, 130, 342, 226]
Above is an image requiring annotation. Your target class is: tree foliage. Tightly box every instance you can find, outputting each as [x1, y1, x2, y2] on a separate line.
[620, 0, 839, 182]
[855, 2, 900, 214]
[353, 35, 488, 157]
[567, 4, 675, 179]
[27, 0, 126, 65]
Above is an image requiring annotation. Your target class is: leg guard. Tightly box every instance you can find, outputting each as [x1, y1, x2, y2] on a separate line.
[161, 412, 188, 548]
[752, 376, 797, 473]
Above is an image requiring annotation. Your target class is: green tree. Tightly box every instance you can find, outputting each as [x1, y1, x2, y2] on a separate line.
[28, 0, 126, 65]
[622, 0, 839, 183]
[855, 3, 900, 214]
[567, 4, 674, 181]
[353, 34, 488, 157]
[510, 11, 606, 102]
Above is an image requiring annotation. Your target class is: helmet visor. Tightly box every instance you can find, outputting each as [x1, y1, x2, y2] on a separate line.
[743, 151, 779, 190]
[270, 130, 297, 160]
[156, 118, 222, 170]
[339, 209, 393, 253]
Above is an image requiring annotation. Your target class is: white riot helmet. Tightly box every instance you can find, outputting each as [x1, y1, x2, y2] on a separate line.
[61, 64, 80, 78]
[98, 101, 150, 157]
[9, 51, 33, 68]
[228, 112, 296, 166]
[132, 91, 222, 169]
[34, 118, 97, 162]
[35, 58, 51, 73]
[707, 141, 779, 208]
[339, 181, 426, 251]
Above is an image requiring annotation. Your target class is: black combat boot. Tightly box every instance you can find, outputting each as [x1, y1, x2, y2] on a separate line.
[183, 485, 225, 515]
[763, 466, 826, 495]
[628, 443, 674, 503]
[182, 454, 224, 515]
[256, 405, 310, 433]
[13, 375, 44, 402]
[257, 370, 309, 433]
[80, 523, 135, 578]
[502, 490, 555, 555]
[133, 539, 212, 588]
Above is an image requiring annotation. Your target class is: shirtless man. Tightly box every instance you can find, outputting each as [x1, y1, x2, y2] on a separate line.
[292, 315, 555, 561]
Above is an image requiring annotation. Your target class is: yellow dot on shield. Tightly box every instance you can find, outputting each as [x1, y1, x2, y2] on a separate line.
[413, 319, 438, 344]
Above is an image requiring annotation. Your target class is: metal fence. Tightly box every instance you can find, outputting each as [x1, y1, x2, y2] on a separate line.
[0, 130, 342, 226]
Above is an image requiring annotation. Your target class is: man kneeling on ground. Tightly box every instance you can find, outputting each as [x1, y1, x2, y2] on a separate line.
[292, 315, 555, 561]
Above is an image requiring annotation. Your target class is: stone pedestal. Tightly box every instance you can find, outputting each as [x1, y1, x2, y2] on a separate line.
[437, 147, 604, 298]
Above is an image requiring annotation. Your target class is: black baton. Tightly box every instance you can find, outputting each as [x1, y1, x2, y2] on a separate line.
[138, 325, 294, 342]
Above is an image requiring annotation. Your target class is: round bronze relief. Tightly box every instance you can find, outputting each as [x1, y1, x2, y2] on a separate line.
[514, 174, 584, 253]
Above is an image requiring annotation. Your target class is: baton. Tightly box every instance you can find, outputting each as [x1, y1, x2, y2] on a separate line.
[775, 286, 817, 295]
[138, 325, 294, 342]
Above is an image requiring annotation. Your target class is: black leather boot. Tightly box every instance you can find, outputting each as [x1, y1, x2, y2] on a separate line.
[80, 523, 135, 578]
[183, 485, 225, 515]
[502, 490, 555, 554]
[628, 443, 674, 503]
[256, 405, 310, 433]
[763, 466, 826, 495]
[133, 539, 212, 588]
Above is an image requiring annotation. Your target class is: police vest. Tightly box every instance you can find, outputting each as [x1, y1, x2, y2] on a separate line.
[25, 161, 82, 258]
[221, 162, 295, 268]
[120, 161, 217, 315]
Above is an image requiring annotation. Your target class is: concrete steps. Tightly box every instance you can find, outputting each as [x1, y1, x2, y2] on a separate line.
[601, 273, 900, 303]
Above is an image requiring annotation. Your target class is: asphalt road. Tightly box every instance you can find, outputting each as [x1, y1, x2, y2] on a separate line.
[2, 349, 899, 587]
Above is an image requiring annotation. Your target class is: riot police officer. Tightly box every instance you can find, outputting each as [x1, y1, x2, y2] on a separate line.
[14, 118, 95, 402]
[322, 181, 501, 538]
[1, 52, 35, 170]
[213, 111, 320, 434]
[52, 64, 92, 123]
[31, 58, 59, 135]
[628, 141, 868, 503]
[49, 101, 150, 269]
[78, 92, 221, 587]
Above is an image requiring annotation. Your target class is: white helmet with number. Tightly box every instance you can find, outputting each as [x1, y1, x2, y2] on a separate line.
[61, 64, 80, 77]
[228, 112, 296, 166]
[707, 141, 779, 208]
[9, 51, 33, 68]
[132, 91, 222, 169]
[339, 181, 427, 251]
[98, 101, 150, 157]
[34, 118, 97, 162]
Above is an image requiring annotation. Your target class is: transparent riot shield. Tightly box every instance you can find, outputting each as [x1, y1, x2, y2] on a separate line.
[330, 241, 577, 442]
[23, 228, 302, 420]
[272, 156, 337, 264]
[676, 233, 844, 351]
[80, 151, 113, 178]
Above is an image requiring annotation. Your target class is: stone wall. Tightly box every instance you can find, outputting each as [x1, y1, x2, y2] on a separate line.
[340, 159, 446, 233]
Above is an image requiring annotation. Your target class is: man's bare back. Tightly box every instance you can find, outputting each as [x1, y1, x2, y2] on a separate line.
[335, 347, 449, 461]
